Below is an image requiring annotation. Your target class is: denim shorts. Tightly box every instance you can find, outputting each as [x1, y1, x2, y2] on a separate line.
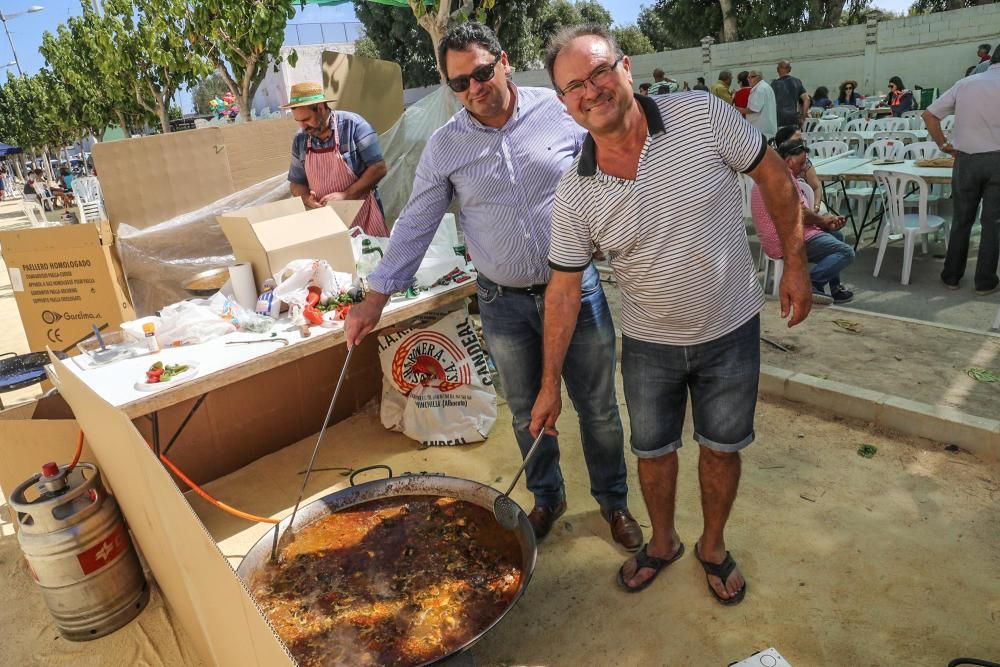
[621, 315, 760, 458]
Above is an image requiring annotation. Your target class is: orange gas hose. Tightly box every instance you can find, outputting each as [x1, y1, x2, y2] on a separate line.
[68, 429, 84, 471]
[158, 452, 279, 524]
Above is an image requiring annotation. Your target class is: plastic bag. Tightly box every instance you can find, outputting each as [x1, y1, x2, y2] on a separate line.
[379, 309, 496, 446]
[411, 213, 466, 288]
[349, 227, 389, 261]
[271, 259, 354, 308]
[156, 299, 236, 347]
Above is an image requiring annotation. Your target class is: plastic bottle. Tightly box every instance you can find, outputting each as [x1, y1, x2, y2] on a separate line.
[356, 239, 384, 279]
[142, 322, 160, 353]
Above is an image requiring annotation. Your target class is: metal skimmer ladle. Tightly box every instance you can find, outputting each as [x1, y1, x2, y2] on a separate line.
[493, 429, 547, 530]
[270, 345, 354, 561]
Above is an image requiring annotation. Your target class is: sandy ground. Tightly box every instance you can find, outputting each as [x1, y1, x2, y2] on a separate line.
[0, 520, 204, 666]
[758, 303, 1000, 419]
[601, 280, 1000, 420]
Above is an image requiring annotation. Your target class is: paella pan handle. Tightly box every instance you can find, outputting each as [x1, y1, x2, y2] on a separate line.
[349, 465, 393, 486]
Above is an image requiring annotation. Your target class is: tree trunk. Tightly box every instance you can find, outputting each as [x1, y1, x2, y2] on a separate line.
[826, 0, 845, 27]
[157, 103, 170, 134]
[718, 0, 739, 42]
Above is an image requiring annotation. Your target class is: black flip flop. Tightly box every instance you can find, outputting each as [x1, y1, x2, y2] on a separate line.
[616, 542, 685, 593]
[695, 543, 747, 606]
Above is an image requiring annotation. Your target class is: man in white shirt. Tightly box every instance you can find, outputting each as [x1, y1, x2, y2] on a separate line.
[743, 70, 777, 138]
[924, 46, 1000, 296]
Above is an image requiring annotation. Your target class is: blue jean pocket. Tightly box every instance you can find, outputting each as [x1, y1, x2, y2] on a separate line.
[477, 281, 500, 305]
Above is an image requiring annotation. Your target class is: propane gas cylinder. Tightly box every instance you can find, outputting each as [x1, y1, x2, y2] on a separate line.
[10, 462, 149, 641]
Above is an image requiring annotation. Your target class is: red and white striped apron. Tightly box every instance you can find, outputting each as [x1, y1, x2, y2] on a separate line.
[304, 112, 389, 237]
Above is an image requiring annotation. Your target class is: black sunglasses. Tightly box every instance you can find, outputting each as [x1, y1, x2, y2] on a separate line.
[446, 53, 501, 93]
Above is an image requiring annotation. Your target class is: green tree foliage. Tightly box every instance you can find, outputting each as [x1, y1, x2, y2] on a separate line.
[96, 0, 204, 133]
[908, 0, 995, 13]
[612, 25, 655, 55]
[637, 4, 672, 51]
[176, 0, 296, 122]
[638, 0, 874, 48]
[577, 0, 613, 27]
[355, 0, 547, 88]
[353, 36, 381, 60]
[191, 73, 233, 115]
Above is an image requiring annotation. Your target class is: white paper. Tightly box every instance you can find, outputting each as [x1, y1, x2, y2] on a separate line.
[228, 262, 258, 311]
[8, 267, 24, 292]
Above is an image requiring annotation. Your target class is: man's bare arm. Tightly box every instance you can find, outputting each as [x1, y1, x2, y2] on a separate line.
[922, 111, 956, 155]
[290, 181, 321, 209]
[529, 270, 582, 437]
[748, 147, 812, 327]
[343, 161, 387, 199]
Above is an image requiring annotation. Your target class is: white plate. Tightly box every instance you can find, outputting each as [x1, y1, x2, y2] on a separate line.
[134, 362, 199, 392]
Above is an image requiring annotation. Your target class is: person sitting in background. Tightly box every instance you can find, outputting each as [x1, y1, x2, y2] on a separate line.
[733, 71, 752, 110]
[682, 81, 690, 91]
[56, 167, 75, 208]
[812, 86, 833, 110]
[836, 80, 863, 106]
[752, 138, 855, 304]
[772, 125, 823, 209]
[648, 68, 677, 95]
[972, 43, 992, 75]
[639, 82, 651, 95]
[693, 77, 708, 91]
[711, 70, 734, 104]
[880, 77, 914, 117]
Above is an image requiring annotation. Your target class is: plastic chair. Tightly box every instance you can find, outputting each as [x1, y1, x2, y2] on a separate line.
[940, 115, 955, 132]
[873, 170, 949, 285]
[737, 174, 754, 223]
[873, 130, 918, 145]
[992, 305, 1000, 332]
[844, 117, 870, 132]
[825, 106, 855, 118]
[803, 118, 820, 133]
[870, 117, 909, 132]
[21, 201, 50, 227]
[760, 253, 784, 297]
[900, 141, 945, 161]
[809, 140, 851, 159]
[841, 140, 902, 227]
[816, 118, 843, 133]
[71, 177, 107, 223]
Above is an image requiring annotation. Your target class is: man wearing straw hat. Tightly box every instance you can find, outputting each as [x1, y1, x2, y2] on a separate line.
[283, 81, 390, 237]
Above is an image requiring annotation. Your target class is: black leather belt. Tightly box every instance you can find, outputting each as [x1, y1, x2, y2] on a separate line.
[498, 283, 548, 296]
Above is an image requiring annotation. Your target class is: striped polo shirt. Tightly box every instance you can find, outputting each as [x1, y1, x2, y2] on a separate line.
[369, 85, 586, 295]
[549, 92, 767, 346]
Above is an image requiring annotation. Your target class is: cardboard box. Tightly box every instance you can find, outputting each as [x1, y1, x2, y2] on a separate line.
[92, 118, 300, 232]
[0, 221, 135, 354]
[321, 51, 405, 134]
[217, 199, 361, 290]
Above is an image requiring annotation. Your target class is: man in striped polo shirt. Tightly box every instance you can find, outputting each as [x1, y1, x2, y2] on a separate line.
[345, 22, 643, 549]
[530, 25, 813, 603]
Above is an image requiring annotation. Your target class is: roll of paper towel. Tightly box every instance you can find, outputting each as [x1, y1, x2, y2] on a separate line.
[228, 263, 258, 311]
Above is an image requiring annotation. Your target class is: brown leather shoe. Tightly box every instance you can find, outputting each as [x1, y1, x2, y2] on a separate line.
[607, 508, 643, 551]
[527, 500, 567, 540]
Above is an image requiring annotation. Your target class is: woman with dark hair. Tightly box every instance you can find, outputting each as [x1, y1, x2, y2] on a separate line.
[836, 80, 863, 107]
[771, 125, 823, 209]
[733, 71, 752, 111]
[880, 76, 915, 116]
[812, 86, 833, 110]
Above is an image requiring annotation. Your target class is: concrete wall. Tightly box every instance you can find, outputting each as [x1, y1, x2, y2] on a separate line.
[496, 4, 998, 101]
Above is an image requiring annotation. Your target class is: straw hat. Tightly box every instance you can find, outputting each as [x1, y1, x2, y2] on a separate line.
[281, 82, 335, 109]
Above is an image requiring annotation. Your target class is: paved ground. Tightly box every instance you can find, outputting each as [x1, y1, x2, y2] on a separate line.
[0, 197, 66, 408]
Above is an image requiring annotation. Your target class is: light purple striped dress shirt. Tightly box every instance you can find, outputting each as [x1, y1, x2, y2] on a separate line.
[368, 85, 586, 294]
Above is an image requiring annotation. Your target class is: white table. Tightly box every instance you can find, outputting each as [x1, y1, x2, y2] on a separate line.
[852, 129, 929, 149]
[814, 158, 953, 248]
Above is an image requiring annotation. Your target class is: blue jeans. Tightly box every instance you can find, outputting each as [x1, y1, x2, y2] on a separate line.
[476, 264, 628, 513]
[622, 315, 760, 458]
[806, 230, 854, 291]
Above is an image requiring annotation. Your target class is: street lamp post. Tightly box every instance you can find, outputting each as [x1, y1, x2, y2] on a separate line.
[0, 5, 44, 77]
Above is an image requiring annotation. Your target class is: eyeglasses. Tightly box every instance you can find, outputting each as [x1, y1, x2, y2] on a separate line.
[845, 85, 854, 90]
[446, 53, 501, 93]
[556, 57, 623, 98]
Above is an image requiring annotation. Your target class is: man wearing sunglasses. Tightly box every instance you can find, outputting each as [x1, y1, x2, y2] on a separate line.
[345, 22, 643, 551]
[531, 25, 812, 604]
